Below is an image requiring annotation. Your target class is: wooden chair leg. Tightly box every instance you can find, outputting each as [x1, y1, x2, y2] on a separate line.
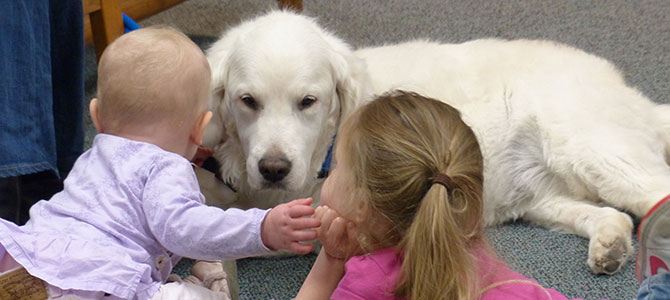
[278, 0, 302, 12]
[87, 0, 124, 61]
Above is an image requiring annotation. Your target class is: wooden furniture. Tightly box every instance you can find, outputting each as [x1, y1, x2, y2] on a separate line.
[279, 0, 303, 11]
[84, 0, 123, 61]
[83, 0, 187, 60]
[83, 0, 303, 61]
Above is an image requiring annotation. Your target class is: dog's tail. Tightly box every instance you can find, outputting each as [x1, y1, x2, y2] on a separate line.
[657, 104, 670, 163]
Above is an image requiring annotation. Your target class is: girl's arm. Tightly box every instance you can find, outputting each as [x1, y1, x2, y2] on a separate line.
[295, 248, 346, 300]
[296, 206, 360, 300]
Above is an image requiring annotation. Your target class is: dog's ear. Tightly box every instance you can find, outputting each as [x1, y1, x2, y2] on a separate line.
[334, 53, 370, 124]
[201, 53, 229, 148]
[322, 35, 371, 125]
[202, 96, 226, 148]
[202, 26, 245, 148]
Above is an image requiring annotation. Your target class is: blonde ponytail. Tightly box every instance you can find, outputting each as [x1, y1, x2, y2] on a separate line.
[396, 171, 484, 299]
[337, 90, 486, 300]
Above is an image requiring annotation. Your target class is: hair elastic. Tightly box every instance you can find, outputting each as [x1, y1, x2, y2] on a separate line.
[432, 173, 455, 191]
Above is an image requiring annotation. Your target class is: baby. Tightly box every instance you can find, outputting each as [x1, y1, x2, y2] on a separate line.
[0, 27, 319, 300]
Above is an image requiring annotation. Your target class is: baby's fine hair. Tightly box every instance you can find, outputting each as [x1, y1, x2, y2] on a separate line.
[337, 90, 485, 300]
[96, 26, 211, 132]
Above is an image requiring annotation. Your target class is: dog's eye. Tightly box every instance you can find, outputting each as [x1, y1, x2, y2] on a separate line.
[240, 95, 258, 110]
[299, 96, 317, 110]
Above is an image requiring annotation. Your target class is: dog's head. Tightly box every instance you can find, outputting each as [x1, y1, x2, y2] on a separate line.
[203, 11, 369, 192]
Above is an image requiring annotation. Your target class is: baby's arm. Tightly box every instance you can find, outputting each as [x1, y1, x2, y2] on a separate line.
[142, 158, 274, 260]
[145, 198, 320, 259]
[144, 193, 272, 260]
[142, 158, 320, 259]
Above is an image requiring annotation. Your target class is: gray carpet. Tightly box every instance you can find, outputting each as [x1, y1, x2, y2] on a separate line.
[83, 1, 670, 299]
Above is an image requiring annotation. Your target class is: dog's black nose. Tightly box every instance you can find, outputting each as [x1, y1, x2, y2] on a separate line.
[258, 157, 292, 182]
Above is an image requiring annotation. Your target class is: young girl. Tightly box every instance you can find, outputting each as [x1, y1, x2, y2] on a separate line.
[296, 90, 575, 300]
[0, 27, 319, 300]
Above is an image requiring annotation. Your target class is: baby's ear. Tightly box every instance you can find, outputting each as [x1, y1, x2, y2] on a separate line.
[202, 104, 224, 148]
[89, 98, 104, 133]
[191, 111, 213, 145]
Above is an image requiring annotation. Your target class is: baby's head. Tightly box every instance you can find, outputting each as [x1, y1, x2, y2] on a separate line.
[321, 90, 485, 299]
[91, 26, 212, 157]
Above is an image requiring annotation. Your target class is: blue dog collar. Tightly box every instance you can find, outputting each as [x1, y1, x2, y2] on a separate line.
[317, 134, 336, 178]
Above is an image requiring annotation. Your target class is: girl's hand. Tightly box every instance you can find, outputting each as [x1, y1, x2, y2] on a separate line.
[314, 206, 363, 260]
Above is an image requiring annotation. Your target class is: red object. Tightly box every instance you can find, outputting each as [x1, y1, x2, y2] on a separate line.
[191, 146, 213, 167]
[650, 255, 670, 276]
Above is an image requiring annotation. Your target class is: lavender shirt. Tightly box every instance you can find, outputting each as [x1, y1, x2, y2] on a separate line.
[0, 134, 270, 299]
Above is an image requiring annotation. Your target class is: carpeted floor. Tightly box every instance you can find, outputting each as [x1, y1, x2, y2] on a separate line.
[83, 1, 670, 299]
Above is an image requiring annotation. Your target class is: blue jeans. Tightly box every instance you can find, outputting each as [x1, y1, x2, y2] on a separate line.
[0, 0, 84, 178]
[637, 273, 670, 300]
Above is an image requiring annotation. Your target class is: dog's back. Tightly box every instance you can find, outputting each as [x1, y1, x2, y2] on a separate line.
[357, 38, 670, 274]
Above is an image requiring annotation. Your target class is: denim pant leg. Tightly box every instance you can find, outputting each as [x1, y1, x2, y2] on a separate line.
[637, 273, 670, 300]
[0, 0, 83, 224]
[49, 0, 84, 177]
[0, 1, 56, 177]
[0, 0, 83, 179]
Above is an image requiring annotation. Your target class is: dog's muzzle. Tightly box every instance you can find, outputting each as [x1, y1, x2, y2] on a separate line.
[258, 156, 292, 183]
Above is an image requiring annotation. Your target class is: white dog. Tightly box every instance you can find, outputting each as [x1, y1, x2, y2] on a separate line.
[201, 11, 670, 275]
[198, 11, 370, 210]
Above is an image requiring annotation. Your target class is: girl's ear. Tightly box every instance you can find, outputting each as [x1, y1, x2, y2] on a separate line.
[190, 111, 213, 145]
[89, 98, 104, 133]
[351, 192, 370, 225]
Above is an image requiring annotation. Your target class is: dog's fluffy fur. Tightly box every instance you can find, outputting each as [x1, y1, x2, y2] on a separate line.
[201, 11, 670, 274]
[198, 11, 370, 209]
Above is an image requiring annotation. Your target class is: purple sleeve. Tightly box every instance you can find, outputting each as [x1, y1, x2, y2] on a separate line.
[332, 256, 396, 300]
[141, 157, 271, 260]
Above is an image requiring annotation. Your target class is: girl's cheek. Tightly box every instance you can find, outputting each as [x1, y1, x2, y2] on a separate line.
[320, 179, 333, 207]
[320, 192, 330, 207]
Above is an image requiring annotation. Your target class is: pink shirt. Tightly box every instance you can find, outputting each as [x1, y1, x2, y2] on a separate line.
[332, 247, 579, 300]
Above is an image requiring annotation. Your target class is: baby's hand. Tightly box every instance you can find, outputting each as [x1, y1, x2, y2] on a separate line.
[314, 206, 363, 260]
[261, 198, 320, 254]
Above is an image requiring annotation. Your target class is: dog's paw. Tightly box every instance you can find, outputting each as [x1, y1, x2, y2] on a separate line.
[587, 231, 633, 275]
